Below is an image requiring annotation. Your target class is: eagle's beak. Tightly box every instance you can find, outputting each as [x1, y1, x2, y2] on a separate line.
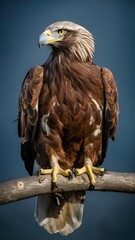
[38, 30, 62, 48]
[38, 30, 52, 47]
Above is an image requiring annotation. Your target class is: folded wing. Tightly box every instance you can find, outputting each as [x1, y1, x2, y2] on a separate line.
[101, 67, 119, 161]
[18, 66, 44, 175]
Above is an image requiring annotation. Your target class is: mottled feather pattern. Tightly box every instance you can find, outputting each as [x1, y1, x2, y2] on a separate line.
[33, 58, 105, 170]
[18, 62, 118, 174]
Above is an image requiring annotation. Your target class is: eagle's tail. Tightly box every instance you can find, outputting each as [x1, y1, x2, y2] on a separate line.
[34, 191, 85, 235]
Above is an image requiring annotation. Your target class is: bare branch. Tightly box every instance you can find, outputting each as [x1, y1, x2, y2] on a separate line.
[0, 171, 135, 205]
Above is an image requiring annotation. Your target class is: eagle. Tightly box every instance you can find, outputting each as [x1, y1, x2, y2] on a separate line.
[18, 21, 119, 235]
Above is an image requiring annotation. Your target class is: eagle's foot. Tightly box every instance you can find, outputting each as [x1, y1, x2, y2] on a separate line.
[39, 166, 72, 184]
[75, 164, 105, 186]
[52, 166, 72, 183]
[39, 168, 52, 175]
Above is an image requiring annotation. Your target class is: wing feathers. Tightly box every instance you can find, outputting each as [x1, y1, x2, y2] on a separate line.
[101, 67, 119, 139]
[100, 67, 119, 162]
[18, 66, 44, 174]
[18, 66, 43, 142]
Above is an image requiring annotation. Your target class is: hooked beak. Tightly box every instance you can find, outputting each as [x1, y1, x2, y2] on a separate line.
[38, 29, 62, 48]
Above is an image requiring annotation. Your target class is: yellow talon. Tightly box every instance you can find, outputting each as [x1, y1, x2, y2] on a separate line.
[75, 164, 105, 186]
[52, 166, 72, 183]
[39, 167, 72, 183]
[40, 168, 52, 174]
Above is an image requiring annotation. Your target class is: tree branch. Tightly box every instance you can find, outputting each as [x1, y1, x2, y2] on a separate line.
[0, 171, 135, 205]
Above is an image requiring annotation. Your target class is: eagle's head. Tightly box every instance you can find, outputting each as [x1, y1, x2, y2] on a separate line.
[39, 21, 95, 62]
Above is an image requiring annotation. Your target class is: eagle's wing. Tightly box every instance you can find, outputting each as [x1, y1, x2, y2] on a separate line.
[101, 67, 119, 161]
[18, 66, 44, 175]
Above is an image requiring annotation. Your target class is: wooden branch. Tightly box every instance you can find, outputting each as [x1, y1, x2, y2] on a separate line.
[0, 171, 135, 205]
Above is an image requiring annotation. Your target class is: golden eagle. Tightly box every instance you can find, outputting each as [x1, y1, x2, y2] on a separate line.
[18, 21, 119, 235]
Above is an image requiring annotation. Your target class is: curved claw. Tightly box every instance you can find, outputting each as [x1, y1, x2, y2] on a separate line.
[89, 184, 95, 191]
[68, 171, 74, 180]
[73, 168, 78, 177]
[51, 182, 58, 190]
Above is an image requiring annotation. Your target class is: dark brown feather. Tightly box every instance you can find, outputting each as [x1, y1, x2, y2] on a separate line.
[18, 66, 43, 174]
[99, 67, 119, 163]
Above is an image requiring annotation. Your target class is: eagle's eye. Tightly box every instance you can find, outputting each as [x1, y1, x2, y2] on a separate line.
[58, 29, 66, 35]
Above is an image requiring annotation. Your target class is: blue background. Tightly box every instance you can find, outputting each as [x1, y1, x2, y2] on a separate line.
[0, 0, 135, 239]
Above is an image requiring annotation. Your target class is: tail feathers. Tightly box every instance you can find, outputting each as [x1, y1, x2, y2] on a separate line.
[34, 191, 85, 236]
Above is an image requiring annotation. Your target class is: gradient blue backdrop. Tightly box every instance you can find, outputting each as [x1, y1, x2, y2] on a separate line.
[0, 0, 135, 239]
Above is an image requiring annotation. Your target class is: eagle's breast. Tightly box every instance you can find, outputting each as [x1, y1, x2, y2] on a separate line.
[36, 58, 104, 169]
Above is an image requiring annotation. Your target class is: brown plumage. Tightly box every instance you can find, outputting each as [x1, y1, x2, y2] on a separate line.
[18, 21, 119, 235]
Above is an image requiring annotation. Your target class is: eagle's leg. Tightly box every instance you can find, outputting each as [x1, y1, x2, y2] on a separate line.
[75, 158, 105, 186]
[40, 155, 72, 185]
